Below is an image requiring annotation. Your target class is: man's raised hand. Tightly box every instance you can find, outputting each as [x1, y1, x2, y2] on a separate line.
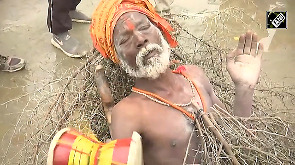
[226, 31, 264, 88]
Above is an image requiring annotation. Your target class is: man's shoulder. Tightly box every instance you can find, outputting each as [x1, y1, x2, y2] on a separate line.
[182, 65, 206, 77]
[181, 65, 212, 89]
[181, 65, 213, 94]
[112, 93, 142, 115]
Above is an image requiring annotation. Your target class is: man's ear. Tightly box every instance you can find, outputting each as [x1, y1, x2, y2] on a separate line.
[114, 46, 124, 63]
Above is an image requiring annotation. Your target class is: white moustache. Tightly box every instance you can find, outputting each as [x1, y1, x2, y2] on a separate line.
[138, 43, 163, 58]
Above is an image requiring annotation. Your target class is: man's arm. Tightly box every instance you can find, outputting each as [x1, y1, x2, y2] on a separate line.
[111, 100, 142, 139]
[226, 31, 263, 117]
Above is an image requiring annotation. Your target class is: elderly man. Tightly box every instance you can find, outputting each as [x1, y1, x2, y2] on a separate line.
[91, 0, 263, 164]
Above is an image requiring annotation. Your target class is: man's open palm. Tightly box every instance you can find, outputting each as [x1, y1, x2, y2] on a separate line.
[226, 31, 264, 87]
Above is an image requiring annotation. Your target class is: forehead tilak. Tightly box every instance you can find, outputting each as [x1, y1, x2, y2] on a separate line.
[125, 19, 135, 31]
[118, 12, 149, 29]
[120, 13, 137, 30]
[114, 12, 150, 42]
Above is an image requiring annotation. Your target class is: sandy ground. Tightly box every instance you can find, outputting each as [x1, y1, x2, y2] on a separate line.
[0, 0, 294, 162]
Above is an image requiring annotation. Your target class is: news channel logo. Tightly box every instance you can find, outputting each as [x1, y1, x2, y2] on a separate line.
[266, 11, 287, 29]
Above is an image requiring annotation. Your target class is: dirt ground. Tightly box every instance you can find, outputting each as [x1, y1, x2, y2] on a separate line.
[0, 0, 294, 163]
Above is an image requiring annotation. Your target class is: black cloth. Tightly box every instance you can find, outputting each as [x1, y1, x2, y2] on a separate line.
[47, 0, 81, 35]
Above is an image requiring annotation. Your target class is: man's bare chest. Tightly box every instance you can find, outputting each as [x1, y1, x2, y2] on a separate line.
[139, 104, 202, 164]
[140, 103, 195, 147]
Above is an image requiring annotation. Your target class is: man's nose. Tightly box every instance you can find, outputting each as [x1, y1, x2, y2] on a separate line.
[135, 32, 148, 49]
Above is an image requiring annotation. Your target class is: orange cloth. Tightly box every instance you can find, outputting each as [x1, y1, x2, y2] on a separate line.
[90, 0, 178, 63]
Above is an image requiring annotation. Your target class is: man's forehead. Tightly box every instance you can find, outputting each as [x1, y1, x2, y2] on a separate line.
[116, 12, 149, 27]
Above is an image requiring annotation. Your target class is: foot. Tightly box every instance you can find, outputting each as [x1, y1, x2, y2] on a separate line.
[51, 31, 87, 58]
[69, 10, 91, 23]
[0, 54, 25, 72]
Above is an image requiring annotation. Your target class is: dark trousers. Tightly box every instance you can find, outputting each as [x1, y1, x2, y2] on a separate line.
[47, 0, 81, 35]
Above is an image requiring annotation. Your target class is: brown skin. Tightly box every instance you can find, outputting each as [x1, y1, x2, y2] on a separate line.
[113, 12, 162, 67]
[111, 12, 263, 164]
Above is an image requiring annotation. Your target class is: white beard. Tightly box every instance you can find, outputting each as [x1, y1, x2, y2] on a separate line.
[118, 29, 171, 79]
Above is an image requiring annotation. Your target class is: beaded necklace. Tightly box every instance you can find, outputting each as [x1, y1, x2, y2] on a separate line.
[131, 77, 195, 107]
[131, 66, 207, 120]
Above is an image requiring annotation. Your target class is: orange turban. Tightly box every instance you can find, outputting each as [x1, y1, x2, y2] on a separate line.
[90, 0, 178, 64]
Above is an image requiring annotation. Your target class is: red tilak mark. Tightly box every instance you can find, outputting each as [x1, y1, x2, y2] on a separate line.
[126, 20, 135, 31]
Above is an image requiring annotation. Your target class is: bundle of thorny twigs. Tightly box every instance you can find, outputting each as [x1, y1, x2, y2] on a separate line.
[2, 4, 295, 165]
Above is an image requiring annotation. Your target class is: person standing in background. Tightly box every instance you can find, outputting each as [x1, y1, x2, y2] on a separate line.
[47, 0, 91, 58]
